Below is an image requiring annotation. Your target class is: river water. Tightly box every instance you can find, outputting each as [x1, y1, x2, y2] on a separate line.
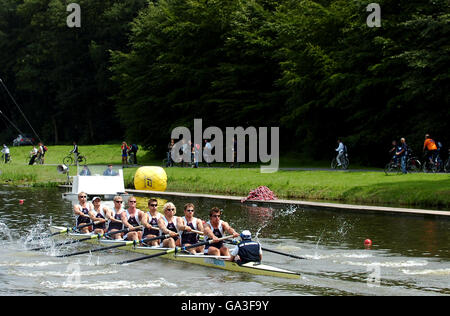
[0, 185, 448, 296]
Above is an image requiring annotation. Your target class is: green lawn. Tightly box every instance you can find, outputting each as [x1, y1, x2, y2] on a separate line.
[160, 168, 449, 209]
[1, 144, 449, 209]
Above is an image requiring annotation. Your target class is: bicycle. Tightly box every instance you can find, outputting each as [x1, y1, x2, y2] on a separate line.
[444, 149, 450, 173]
[26, 154, 37, 165]
[422, 153, 442, 173]
[63, 152, 87, 166]
[331, 154, 349, 170]
[385, 153, 422, 175]
[406, 151, 422, 173]
[384, 159, 402, 175]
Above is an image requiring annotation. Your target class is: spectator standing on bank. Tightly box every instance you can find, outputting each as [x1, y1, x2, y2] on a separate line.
[396, 137, 409, 174]
[192, 143, 200, 168]
[204, 139, 213, 167]
[121, 141, 130, 167]
[1, 144, 10, 163]
[37, 142, 47, 164]
[129, 143, 139, 165]
[167, 139, 175, 167]
[29, 146, 38, 165]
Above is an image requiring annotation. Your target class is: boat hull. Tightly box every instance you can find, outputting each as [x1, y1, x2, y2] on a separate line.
[49, 226, 300, 279]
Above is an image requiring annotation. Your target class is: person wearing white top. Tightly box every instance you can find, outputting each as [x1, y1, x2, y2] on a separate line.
[203, 207, 239, 256]
[335, 139, 345, 167]
[1, 144, 10, 163]
[176, 203, 205, 254]
[89, 196, 110, 234]
[157, 202, 179, 248]
[73, 192, 93, 233]
[120, 196, 144, 241]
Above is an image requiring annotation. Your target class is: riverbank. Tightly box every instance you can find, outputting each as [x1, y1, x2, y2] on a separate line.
[0, 144, 449, 209]
[142, 168, 450, 210]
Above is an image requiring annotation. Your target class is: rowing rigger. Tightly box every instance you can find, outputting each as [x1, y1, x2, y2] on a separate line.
[46, 226, 301, 279]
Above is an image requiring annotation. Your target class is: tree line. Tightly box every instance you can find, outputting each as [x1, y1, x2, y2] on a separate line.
[0, 0, 448, 166]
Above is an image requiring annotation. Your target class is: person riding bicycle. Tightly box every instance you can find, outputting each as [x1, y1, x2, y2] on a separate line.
[71, 141, 80, 162]
[1, 144, 10, 163]
[335, 139, 347, 167]
[423, 134, 438, 165]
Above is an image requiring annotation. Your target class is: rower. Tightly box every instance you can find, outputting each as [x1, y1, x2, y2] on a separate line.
[73, 192, 93, 233]
[89, 196, 109, 234]
[120, 196, 144, 241]
[142, 198, 162, 246]
[229, 230, 262, 264]
[107, 195, 125, 240]
[157, 202, 179, 248]
[177, 203, 204, 254]
[203, 207, 239, 256]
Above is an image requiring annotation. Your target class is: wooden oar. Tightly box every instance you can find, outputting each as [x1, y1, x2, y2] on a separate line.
[30, 227, 139, 251]
[225, 240, 307, 260]
[115, 235, 234, 265]
[56, 234, 171, 258]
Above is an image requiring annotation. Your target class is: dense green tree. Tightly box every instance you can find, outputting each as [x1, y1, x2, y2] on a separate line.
[0, 0, 146, 144]
[0, 0, 447, 166]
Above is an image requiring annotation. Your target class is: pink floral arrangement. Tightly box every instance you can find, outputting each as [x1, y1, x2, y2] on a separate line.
[241, 186, 278, 202]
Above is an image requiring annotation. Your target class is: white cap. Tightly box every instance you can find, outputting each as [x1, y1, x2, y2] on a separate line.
[92, 196, 101, 202]
[240, 230, 252, 240]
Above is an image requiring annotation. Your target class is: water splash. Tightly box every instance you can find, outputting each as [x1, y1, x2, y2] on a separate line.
[253, 204, 299, 240]
[338, 259, 428, 268]
[41, 278, 177, 290]
[0, 221, 13, 241]
[402, 268, 450, 276]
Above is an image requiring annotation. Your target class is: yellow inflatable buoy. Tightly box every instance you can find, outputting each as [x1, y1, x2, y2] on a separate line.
[134, 166, 167, 192]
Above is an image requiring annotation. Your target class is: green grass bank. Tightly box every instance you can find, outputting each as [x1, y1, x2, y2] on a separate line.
[1, 145, 449, 209]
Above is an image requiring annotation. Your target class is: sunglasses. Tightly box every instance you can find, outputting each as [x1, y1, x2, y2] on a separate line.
[167, 208, 175, 211]
[114, 201, 123, 203]
[129, 201, 137, 203]
[186, 209, 194, 212]
[149, 204, 158, 207]
[79, 196, 87, 198]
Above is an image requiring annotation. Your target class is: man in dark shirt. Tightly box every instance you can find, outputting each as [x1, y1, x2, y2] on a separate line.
[230, 230, 262, 265]
[396, 137, 408, 174]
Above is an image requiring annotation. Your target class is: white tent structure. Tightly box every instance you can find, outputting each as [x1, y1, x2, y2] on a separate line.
[60, 165, 130, 202]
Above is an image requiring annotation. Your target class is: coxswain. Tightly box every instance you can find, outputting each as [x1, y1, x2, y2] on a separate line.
[142, 198, 162, 246]
[89, 196, 109, 234]
[120, 196, 144, 241]
[157, 202, 180, 248]
[177, 203, 204, 254]
[203, 207, 239, 256]
[73, 192, 93, 233]
[107, 195, 125, 240]
[229, 230, 262, 264]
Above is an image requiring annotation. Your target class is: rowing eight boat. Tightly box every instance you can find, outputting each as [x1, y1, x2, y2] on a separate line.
[49, 226, 300, 279]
